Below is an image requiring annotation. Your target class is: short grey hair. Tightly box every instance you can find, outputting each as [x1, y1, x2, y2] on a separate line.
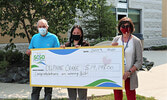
[37, 19, 49, 27]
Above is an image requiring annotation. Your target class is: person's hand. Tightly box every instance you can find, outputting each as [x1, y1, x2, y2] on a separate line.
[123, 71, 131, 80]
[112, 42, 118, 46]
[75, 45, 81, 48]
[60, 45, 66, 49]
[26, 49, 31, 56]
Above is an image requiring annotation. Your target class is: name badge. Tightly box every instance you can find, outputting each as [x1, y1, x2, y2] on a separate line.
[124, 57, 126, 66]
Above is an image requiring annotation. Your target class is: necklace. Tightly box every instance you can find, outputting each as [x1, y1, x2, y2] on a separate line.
[122, 34, 131, 52]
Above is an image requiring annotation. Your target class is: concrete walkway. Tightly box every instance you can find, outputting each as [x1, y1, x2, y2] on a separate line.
[0, 50, 167, 100]
[136, 64, 167, 100]
[142, 50, 167, 67]
[0, 83, 114, 99]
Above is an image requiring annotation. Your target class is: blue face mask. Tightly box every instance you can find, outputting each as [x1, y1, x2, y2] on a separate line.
[38, 28, 47, 36]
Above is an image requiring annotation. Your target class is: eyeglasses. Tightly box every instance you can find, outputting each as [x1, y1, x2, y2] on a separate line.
[121, 25, 130, 29]
[38, 26, 47, 28]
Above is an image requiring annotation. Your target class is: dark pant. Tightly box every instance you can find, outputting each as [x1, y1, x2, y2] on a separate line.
[31, 87, 52, 100]
[68, 88, 87, 100]
[114, 78, 136, 100]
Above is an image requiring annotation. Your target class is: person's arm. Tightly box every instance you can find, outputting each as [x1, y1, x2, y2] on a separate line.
[60, 45, 66, 48]
[123, 38, 143, 80]
[26, 49, 31, 56]
[133, 37, 143, 70]
[54, 35, 60, 47]
[26, 38, 33, 56]
[112, 42, 118, 46]
[26, 35, 35, 56]
[112, 36, 120, 46]
[123, 66, 137, 80]
[129, 65, 138, 73]
[75, 45, 81, 48]
[81, 41, 90, 46]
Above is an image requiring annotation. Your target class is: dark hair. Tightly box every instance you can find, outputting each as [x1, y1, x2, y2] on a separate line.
[118, 17, 135, 34]
[69, 25, 84, 45]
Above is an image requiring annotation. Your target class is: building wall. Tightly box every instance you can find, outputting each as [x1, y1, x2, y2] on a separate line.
[0, 32, 67, 53]
[0, 35, 29, 44]
[108, 0, 167, 48]
[0, 24, 67, 53]
[162, 0, 167, 37]
[129, 0, 167, 47]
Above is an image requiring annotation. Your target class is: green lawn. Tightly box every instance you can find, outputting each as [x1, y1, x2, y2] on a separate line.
[88, 93, 156, 100]
[2, 93, 156, 100]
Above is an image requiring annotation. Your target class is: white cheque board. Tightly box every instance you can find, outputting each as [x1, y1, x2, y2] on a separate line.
[30, 46, 124, 89]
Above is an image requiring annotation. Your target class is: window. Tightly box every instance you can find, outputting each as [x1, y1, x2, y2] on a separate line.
[117, 8, 127, 13]
[119, 0, 127, 3]
[110, 8, 116, 13]
[128, 9, 141, 33]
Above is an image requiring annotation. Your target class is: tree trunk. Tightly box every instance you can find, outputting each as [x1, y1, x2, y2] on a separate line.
[21, 19, 31, 43]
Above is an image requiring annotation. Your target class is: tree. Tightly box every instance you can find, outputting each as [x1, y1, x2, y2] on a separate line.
[0, 0, 94, 43]
[80, 0, 117, 40]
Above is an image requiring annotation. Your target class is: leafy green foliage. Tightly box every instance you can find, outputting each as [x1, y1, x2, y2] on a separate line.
[0, 61, 9, 73]
[88, 93, 156, 100]
[0, 90, 157, 100]
[80, 0, 117, 40]
[1, 93, 156, 100]
[0, 0, 94, 43]
[22, 53, 30, 66]
[90, 37, 113, 46]
[0, 47, 29, 74]
[151, 45, 167, 50]
[0, 50, 5, 61]
[4, 43, 16, 51]
[5, 50, 23, 65]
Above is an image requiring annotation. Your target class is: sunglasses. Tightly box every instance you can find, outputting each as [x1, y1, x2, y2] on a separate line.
[121, 25, 130, 28]
[121, 25, 130, 29]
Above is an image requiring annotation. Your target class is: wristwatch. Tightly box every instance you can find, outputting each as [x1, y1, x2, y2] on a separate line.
[128, 70, 132, 73]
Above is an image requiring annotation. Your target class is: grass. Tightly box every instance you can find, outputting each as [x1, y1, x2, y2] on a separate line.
[88, 93, 156, 100]
[2, 93, 156, 100]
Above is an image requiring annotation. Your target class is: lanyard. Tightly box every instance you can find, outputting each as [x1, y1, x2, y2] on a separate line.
[122, 35, 131, 53]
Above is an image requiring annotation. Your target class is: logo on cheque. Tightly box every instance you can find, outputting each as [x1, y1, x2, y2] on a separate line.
[34, 54, 45, 61]
[31, 54, 46, 68]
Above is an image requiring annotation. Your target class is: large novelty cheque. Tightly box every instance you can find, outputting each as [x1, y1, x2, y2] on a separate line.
[30, 46, 124, 89]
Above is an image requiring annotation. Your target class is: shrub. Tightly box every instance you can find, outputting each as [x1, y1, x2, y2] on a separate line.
[0, 50, 5, 61]
[0, 60, 9, 73]
[89, 37, 113, 46]
[151, 45, 167, 50]
[22, 53, 30, 67]
[144, 45, 167, 50]
[5, 50, 23, 65]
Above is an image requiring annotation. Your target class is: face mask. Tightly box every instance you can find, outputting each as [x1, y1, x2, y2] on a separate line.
[120, 27, 131, 34]
[72, 35, 80, 41]
[38, 28, 47, 36]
